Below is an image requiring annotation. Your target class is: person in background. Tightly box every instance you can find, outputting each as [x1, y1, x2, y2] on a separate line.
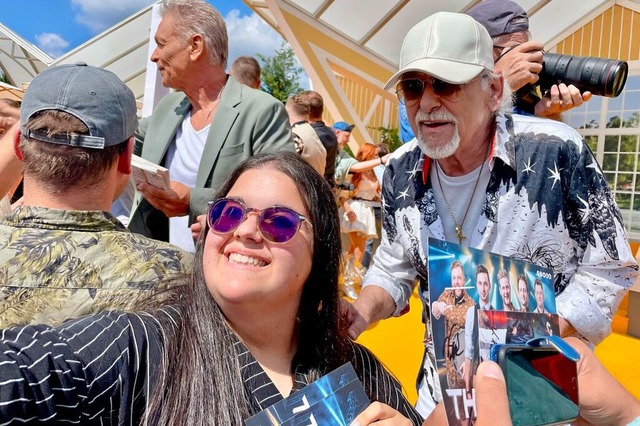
[128, 0, 293, 253]
[301, 90, 339, 186]
[0, 63, 192, 328]
[467, 0, 591, 119]
[361, 142, 389, 269]
[398, 101, 415, 143]
[333, 122, 391, 188]
[345, 11, 636, 418]
[340, 143, 381, 264]
[463, 264, 494, 398]
[516, 274, 530, 312]
[430, 260, 475, 391]
[497, 269, 515, 311]
[0, 152, 422, 425]
[333, 121, 358, 187]
[285, 93, 326, 176]
[229, 55, 261, 89]
[534, 278, 549, 314]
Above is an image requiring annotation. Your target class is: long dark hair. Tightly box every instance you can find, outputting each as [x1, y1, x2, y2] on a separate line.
[145, 152, 348, 424]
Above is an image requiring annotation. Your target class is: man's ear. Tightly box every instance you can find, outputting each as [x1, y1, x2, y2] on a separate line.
[12, 125, 23, 160]
[117, 137, 134, 175]
[488, 72, 505, 113]
[189, 34, 204, 61]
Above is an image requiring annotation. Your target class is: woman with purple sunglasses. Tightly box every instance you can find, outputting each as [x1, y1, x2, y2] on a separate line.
[0, 152, 422, 425]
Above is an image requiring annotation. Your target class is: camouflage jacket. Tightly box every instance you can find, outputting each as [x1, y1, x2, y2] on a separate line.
[0, 206, 193, 327]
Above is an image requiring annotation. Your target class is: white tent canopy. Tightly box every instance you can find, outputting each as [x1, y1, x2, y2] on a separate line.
[0, 22, 51, 89]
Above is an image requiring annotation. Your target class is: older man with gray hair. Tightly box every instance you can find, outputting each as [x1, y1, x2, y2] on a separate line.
[345, 11, 637, 417]
[129, 0, 293, 252]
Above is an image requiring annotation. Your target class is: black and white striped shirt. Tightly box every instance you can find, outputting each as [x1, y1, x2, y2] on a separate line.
[0, 308, 422, 425]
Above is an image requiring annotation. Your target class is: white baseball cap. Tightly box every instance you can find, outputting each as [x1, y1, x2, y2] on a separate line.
[384, 12, 494, 90]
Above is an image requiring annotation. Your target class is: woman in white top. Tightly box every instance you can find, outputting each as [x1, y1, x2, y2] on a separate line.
[340, 143, 382, 262]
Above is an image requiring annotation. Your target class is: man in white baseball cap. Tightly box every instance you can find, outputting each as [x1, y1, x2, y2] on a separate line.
[345, 11, 636, 419]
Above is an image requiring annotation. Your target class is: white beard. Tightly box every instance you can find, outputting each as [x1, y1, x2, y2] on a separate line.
[415, 109, 460, 159]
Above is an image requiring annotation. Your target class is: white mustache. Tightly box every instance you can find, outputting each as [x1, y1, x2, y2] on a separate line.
[415, 109, 459, 125]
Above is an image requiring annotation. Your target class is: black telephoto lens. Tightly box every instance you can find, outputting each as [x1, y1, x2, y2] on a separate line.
[539, 53, 628, 97]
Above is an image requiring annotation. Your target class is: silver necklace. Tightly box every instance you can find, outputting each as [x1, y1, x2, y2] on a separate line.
[434, 146, 489, 244]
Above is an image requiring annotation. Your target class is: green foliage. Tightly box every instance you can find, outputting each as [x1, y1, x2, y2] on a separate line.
[257, 42, 303, 103]
[0, 71, 10, 85]
[343, 144, 354, 158]
[369, 126, 402, 152]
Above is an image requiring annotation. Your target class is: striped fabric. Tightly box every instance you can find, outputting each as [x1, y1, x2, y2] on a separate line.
[236, 339, 423, 425]
[0, 308, 422, 425]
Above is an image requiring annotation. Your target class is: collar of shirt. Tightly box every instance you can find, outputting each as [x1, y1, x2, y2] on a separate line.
[2, 206, 127, 233]
[418, 113, 515, 185]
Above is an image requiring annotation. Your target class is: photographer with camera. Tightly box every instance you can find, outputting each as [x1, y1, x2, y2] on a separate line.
[467, 0, 592, 120]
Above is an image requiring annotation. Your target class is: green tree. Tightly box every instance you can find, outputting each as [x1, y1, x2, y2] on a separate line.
[369, 126, 402, 152]
[0, 71, 10, 85]
[257, 42, 303, 103]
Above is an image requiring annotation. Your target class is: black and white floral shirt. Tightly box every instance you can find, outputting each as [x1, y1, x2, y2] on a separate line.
[364, 112, 637, 346]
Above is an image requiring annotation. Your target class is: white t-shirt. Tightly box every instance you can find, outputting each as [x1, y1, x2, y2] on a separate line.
[165, 111, 209, 253]
[430, 160, 491, 245]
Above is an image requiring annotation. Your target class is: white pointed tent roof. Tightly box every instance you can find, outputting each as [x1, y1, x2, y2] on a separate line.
[1, 0, 638, 115]
[0, 2, 160, 106]
[52, 3, 159, 105]
[248, 0, 628, 69]
[0, 22, 51, 90]
[243, 0, 640, 146]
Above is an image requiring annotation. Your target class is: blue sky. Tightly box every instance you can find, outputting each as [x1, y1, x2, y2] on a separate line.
[0, 0, 285, 62]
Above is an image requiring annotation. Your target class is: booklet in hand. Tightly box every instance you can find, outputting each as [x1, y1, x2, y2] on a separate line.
[131, 154, 170, 190]
[245, 362, 370, 426]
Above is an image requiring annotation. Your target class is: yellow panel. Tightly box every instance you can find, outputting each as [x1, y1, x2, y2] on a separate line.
[601, 8, 614, 58]
[592, 14, 604, 57]
[616, 7, 633, 61]
[356, 291, 425, 404]
[554, 4, 640, 62]
[579, 22, 592, 57]
[570, 31, 581, 57]
[612, 5, 624, 59]
[630, 12, 640, 60]
[278, 9, 402, 148]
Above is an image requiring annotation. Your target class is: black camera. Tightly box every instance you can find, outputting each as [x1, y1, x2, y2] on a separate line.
[539, 53, 628, 97]
[516, 53, 628, 114]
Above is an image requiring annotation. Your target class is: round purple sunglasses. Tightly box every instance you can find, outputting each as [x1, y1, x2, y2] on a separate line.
[207, 198, 311, 244]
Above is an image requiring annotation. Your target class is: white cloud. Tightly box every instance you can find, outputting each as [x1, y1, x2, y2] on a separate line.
[71, 0, 155, 33]
[225, 10, 310, 88]
[35, 33, 71, 58]
[225, 10, 283, 64]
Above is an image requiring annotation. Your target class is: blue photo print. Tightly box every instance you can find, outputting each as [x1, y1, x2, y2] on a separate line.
[427, 238, 555, 425]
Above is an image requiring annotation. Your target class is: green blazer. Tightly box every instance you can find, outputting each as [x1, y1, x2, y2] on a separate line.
[128, 76, 294, 241]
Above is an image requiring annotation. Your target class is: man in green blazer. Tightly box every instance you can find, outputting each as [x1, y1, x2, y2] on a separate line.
[128, 0, 293, 249]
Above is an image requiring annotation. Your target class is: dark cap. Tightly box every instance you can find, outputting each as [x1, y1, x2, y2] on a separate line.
[333, 121, 354, 132]
[20, 62, 138, 149]
[466, 0, 529, 37]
